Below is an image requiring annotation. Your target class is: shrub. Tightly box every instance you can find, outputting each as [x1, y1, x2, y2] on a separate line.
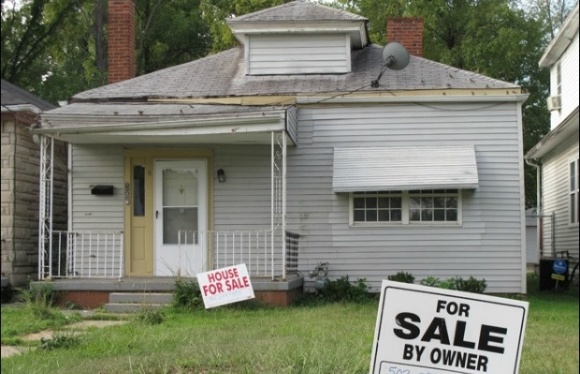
[453, 276, 487, 293]
[388, 272, 415, 284]
[319, 276, 371, 303]
[419, 277, 455, 289]
[172, 278, 203, 310]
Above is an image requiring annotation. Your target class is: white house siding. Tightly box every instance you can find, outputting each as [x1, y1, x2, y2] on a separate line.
[70, 144, 124, 276]
[540, 137, 580, 261]
[246, 34, 350, 75]
[288, 103, 526, 293]
[212, 145, 272, 232]
[550, 33, 579, 130]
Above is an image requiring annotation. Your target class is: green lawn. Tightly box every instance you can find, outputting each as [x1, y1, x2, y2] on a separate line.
[1, 275, 578, 374]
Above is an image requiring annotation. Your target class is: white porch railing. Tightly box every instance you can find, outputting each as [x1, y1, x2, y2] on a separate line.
[39, 229, 299, 280]
[39, 230, 124, 279]
[178, 229, 300, 280]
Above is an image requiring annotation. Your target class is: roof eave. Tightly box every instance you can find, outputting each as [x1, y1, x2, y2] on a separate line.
[539, 5, 579, 67]
[525, 107, 579, 160]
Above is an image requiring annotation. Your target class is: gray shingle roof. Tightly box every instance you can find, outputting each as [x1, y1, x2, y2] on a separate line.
[227, 0, 366, 23]
[72, 45, 518, 103]
[1, 79, 55, 111]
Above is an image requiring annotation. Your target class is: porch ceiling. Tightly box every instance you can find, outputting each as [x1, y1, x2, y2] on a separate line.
[34, 103, 296, 145]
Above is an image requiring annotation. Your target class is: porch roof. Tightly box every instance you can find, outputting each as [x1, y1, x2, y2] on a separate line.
[33, 103, 297, 145]
[332, 146, 479, 192]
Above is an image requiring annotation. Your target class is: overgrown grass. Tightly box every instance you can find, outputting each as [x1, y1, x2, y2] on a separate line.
[1, 275, 577, 374]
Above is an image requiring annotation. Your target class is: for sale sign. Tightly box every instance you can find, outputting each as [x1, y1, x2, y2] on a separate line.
[369, 281, 528, 374]
[197, 264, 255, 309]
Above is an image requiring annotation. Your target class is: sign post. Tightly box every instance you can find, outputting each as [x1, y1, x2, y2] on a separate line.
[369, 281, 528, 374]
[197, 264, 255, 309]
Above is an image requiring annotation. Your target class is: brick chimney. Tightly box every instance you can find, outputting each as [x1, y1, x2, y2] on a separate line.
[386, 17, 423, 57]
[108, 0, 136, 83]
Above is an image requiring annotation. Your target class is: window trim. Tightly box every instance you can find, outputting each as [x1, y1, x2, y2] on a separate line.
[570, 157, 579, 225]
[349, 190, 463, 227]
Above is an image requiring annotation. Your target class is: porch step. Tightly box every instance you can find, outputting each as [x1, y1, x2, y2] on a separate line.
[104, 292, 173, 313]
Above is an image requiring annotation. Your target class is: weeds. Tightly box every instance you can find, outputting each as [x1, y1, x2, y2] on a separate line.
[39, 332, 80, 350]
[137, 308, 165, 325]
[172, 278, 203, 310]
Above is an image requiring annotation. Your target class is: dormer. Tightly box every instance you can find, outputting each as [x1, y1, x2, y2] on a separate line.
[227, 0, 368, 76]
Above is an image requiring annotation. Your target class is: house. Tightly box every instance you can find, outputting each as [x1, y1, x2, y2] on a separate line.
[1, 80, 67, 288]
[525, 5, 579, 271]
[31, 0, 529, 308]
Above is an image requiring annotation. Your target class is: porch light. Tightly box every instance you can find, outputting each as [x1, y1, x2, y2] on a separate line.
[217, 169, 226, 183]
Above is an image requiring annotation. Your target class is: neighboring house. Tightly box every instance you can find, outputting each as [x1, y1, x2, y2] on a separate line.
[1, 80, 67, 287]
[525, 5, 579, 264]
[32, 0, 529, 307]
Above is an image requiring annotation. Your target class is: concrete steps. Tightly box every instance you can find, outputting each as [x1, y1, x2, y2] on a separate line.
[104, 292, 173, 313]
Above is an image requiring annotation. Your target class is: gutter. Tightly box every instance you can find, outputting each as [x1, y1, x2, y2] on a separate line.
[32, 111, 287, 135]
[297, 93, 529, 104]
[524, 157, 542, 260]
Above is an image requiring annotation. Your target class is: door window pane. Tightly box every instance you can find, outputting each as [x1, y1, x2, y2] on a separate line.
[162, 168, 198, 244]
[163, 208, 198, 244]
[133, 165, 145, 216]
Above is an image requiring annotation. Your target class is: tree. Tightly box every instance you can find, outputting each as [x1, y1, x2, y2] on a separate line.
[199, 0, 289, 53]
[136, 0, 210, 74]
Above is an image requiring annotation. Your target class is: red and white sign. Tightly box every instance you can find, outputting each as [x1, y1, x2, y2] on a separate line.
[369, 281, 528, 374]
[197, 264, 255, 309]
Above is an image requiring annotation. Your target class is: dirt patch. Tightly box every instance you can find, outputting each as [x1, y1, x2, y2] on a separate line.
[2, 320, 129, 358]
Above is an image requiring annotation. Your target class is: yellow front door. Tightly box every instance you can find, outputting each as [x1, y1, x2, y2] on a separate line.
[124, 155, 154, 276]
[124, 149, 213, 277]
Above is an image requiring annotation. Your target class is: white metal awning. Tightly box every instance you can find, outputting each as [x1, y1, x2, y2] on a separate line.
[332, 146, 479, 192]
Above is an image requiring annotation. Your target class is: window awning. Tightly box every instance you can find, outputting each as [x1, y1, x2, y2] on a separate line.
[332, 146, 479, 192]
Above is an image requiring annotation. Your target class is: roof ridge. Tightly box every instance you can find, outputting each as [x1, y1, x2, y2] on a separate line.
[228, 0, 366, 23]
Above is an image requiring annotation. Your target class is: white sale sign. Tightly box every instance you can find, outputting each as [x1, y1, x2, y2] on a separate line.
[369, 281, 528, 374]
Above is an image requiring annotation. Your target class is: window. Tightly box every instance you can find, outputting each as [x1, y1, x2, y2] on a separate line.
[570, 158, 579, 224]
[351, 190, 460, 225]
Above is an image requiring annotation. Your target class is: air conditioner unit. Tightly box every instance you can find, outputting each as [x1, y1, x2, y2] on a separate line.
[547, 95, 561, 111]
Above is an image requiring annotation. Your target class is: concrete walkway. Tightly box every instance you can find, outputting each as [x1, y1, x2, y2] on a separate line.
[1, 319, 128, 358]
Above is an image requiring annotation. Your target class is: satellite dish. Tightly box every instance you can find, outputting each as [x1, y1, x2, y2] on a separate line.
[382, 42, 410, 70]
[371, 42, 411, 88]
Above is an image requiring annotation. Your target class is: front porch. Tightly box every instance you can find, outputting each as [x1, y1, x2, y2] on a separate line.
[33, 274, 304, 309]
[36, 228, 302, 308]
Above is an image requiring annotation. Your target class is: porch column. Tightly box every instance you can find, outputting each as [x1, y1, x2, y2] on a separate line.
[281, 131, 287, 280]
[38, 135, 54, 280]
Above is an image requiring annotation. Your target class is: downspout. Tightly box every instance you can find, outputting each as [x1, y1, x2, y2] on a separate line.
[525, 158, 542, 259]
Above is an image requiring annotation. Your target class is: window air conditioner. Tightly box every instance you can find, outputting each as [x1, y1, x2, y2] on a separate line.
[547, 95, 561, 111]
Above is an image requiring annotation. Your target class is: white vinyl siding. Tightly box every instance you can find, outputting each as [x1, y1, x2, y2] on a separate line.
[246, 34, 350, 75]
[540, 137, 579, 261]
[550, 33, 579, 130]
[288, 103, 525, 294]
[70, 144, 125, 232]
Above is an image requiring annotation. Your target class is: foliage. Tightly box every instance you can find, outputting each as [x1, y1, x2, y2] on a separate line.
[418, 275, 487, 293]
[387, 271, 415, 284]
[137, 307, 165, 325]
[318, 276, 372, 303]
[419, 276, 455, 289]
[199, 0, 288, 53]
[39, 331, 80, 350]
[136, 0, 210, 74]
[172, 278, 203, 310]
[453, 276, 487, 293]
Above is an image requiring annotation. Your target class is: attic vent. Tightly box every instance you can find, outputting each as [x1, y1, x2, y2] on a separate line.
[547, 95, 561, 111]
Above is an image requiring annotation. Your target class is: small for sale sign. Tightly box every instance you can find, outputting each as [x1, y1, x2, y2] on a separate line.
[197, 264, 255, 309]
[369, 281, 528, 374]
